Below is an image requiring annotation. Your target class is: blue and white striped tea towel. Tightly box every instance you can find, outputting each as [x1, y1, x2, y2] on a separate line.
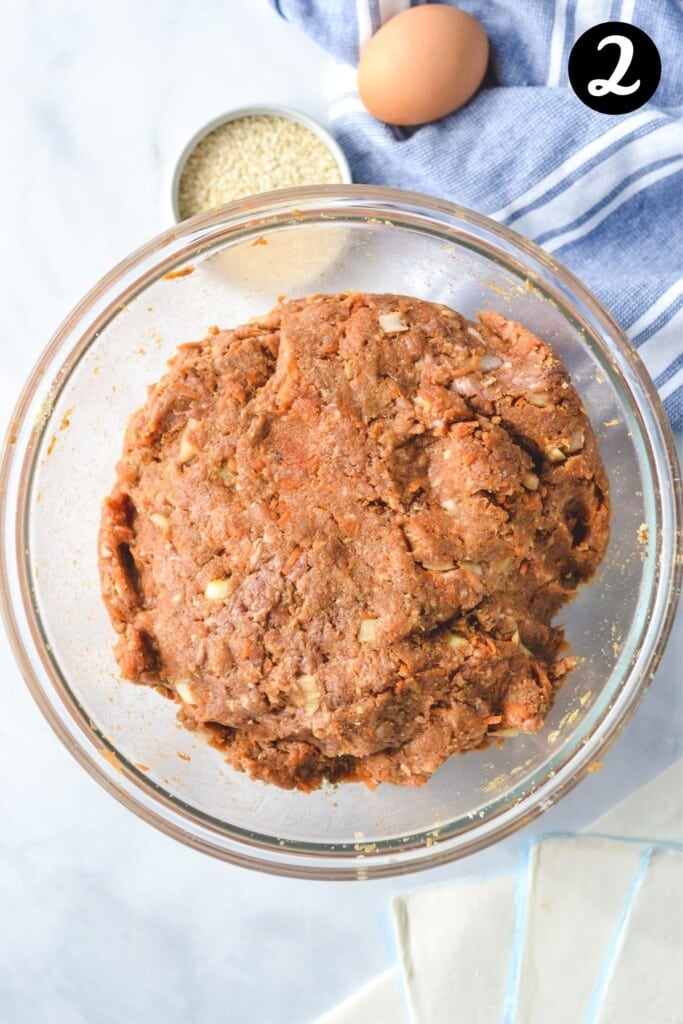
[269, 0, 683, 429]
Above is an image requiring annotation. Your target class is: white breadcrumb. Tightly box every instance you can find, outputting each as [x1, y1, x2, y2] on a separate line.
[178, 114, 344, 219]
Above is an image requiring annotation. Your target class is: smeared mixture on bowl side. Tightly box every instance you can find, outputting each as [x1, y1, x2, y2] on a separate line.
[99, 293, 610, 791]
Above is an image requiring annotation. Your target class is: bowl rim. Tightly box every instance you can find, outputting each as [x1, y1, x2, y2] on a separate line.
[1, 183, 681, 880]
[169, 104, 353, 223]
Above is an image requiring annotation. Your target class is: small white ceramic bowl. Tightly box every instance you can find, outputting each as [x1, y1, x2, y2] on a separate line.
[170, 104, 352, 222]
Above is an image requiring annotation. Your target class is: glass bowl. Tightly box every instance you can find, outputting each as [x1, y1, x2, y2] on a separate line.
[1, 185, 680, 880]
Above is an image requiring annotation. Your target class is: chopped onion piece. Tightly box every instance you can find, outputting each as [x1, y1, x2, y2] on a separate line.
[176, 682, 197, 705]
[204, 577, 233, 600]
[378, 311, 409, 333]
[358, 617, 380, 642]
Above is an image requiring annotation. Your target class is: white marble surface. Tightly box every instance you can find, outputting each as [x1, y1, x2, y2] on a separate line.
[0, 3, 681, 1022]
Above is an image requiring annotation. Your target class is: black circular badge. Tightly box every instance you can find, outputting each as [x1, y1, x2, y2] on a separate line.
[568, 21, 661, 115]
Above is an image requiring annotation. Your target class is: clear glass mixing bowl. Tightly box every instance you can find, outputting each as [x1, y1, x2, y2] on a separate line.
[1, 186, 680, 879]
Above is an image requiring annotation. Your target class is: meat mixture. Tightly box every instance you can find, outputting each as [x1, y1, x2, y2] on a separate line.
[99, 293, 610, 790]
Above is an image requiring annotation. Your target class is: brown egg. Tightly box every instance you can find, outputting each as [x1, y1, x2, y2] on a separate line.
[357, 4, 489, 126]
